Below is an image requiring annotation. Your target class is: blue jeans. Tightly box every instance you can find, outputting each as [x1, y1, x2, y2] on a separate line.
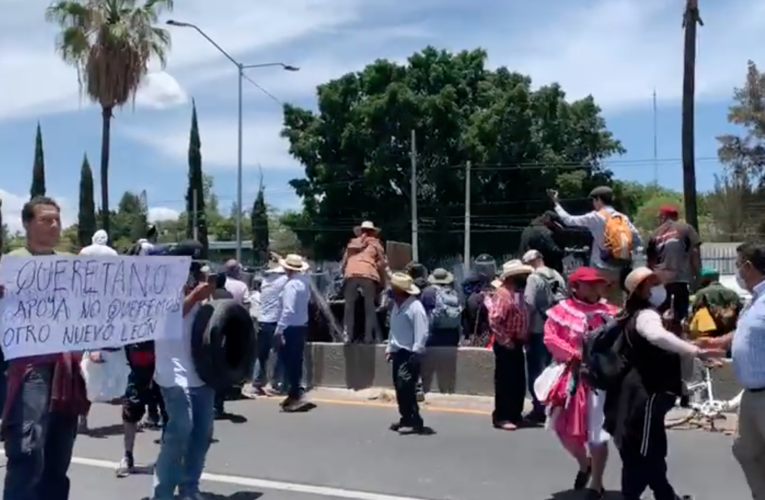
[282, 325, 307, 399]
[525, 333, 552, 414]
[3, 364, 79, 500]
[152, 385, 215, 500]
[253, 322, 286, 389]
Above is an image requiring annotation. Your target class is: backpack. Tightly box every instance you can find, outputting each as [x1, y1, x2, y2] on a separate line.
[599, 210, 633, 264]
[431, 286, 463, 330]
[538, 272, 567, 316]
[581, 312, 632, 390]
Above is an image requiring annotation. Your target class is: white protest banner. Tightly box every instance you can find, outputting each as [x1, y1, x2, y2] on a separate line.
[0, 255, 191, 359]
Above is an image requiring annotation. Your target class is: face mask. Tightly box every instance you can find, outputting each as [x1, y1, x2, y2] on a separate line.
[648, 285, 667, 307]
[736, 269, 747, 290]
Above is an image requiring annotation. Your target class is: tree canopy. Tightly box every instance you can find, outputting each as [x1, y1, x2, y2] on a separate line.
[280, 47, 626, 261]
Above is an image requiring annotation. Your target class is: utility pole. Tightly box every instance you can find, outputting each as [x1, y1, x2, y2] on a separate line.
[653, 89, 659, 184]
[192, 188, 199, 241]
[682, 0, 702, 230]
[410, 129, 419, 262]
[463, 161, 471, 273]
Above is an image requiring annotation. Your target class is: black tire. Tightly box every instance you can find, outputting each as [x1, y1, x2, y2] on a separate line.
[191, 299, 257, 390]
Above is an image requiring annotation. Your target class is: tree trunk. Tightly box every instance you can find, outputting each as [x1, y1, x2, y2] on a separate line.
[99, 106, 113, 239]
[681, 0, 701, 231]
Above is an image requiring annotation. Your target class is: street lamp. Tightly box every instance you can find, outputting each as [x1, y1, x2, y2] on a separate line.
[166, 19, 299, 262]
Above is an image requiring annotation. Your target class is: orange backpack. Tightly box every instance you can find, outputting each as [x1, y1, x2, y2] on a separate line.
[599, 210, 633, 263]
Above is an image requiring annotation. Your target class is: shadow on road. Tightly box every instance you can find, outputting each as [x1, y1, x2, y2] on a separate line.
[549, 489, 622, 499]
[204, 492, 263, 500]
[85, 424, 125, 438]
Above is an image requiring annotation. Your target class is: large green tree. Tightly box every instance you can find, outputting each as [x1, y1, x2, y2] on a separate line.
[281, 47, 624, 260]
[46, 0, 173, 236]
[30, 122, 46, 199]
[251, 177, 269, 265]
[77, 153, 97, 247]
[186, 100, 209, 257]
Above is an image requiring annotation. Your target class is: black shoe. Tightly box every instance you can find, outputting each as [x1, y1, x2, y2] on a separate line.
[574, 466, 592, 490]
[389, 422, 402, 431]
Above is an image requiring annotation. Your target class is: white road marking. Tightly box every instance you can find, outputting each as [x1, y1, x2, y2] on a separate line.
[70, 456, 431, 500]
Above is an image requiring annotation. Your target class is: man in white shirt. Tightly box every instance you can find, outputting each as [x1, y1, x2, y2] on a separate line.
[151, 241, 215, 500]
[244, 265, 289, 397]
[386, 272, 429, 434]
[223, 260, 251, 306]
[274, 254, 311, 411]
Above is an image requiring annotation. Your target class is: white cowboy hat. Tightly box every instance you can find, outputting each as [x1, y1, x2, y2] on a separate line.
[390, 272, 420, 295]
[624, 266, 656, 296]
[498, 259, 533, 281]
[279, 253, 310, 272]
[353, 220, 380, 235]
[427, 268, 454, 285]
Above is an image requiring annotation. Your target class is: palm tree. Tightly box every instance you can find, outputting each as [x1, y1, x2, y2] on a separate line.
[46, 0, 173, 236]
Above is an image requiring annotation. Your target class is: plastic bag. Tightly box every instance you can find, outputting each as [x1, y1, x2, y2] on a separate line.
[533, 362, 565, 403]
[80, 349, 130, 403]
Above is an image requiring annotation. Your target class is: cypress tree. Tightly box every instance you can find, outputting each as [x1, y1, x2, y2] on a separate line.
[185, 99, 208, 258]
[30, 123, 46, 199]
[78, 154, 97, 247]
[0, 197, 5, 253]
[251, 176, 269, 265]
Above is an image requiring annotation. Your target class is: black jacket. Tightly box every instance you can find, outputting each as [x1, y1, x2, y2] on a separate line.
[519, 225, 564, 273]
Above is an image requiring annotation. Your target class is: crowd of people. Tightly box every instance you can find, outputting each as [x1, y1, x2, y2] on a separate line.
[0, 186, 763, 500]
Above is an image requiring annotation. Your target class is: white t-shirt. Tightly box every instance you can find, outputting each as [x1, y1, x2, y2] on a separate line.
[154, 304, 205, 388]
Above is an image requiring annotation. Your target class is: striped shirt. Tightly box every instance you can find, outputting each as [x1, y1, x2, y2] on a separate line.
[731, 279, 765, 389]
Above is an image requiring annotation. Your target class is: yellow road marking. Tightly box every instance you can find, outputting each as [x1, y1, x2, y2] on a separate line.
[253, 395, 492, 415]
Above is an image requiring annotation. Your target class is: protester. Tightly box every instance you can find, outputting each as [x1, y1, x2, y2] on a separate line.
[461, 254, 495, 346]
[151, 239, 216, 500]
[275, 254, 312, 412]
[403, 262, 431, 399]
[486, 260, 532, 431]
[79, 229, 118, 256]
[543, 267, 616, 496]
[646, 204, 701, 332]
[548, 186, 641, 303]
[341, 221, 388, 343]
[522, 249, 566, 422]
[519, 211, 566, 273]
[210, 273, 235, 418]
[687, 267, 742, 341]
[386, 272, 429, 434]
[244, 263, 288, 398]
[422, 268, 463, 347]
[222, 259, 251, 306]
[1, 196, 90, 500]
[694, 243, 765, 499]
[604, 267, 722, 500]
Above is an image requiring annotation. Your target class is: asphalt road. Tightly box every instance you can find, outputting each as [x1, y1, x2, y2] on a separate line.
[0, 397, 747, 500]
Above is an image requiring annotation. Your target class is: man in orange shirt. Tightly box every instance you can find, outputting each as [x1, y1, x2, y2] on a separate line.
[341, 221, 388, 343]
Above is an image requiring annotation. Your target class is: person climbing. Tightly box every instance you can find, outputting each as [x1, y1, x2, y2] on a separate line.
[519, 211, 566, 273]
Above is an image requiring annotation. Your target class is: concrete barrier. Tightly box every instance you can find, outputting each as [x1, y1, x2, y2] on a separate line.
[301, 343, 743, 400]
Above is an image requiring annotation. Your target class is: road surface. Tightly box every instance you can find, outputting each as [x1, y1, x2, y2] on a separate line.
[0, 396, 746, 499]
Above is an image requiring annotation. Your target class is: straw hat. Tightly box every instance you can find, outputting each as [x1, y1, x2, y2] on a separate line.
[624, 266, 656, 296]
[353, 220, 380, 236]
[498, 259, 533, 281]
[263, 262, 285, 274]
[491, 279, 502, 289]
[279, 253, 310, 272]
[390, 272, 420, 295]
[427, 268, 454, 285]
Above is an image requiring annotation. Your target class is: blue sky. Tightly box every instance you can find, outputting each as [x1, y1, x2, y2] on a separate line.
[1, 0, 763, 233]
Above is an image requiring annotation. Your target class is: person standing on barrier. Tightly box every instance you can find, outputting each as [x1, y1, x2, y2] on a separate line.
[1, 196, 91, 500]
[274, 254, 311, 412]
[341, 221, 388, 343]
[386, 273, 429, 434]
[695, 243, 765, 500]
[244, 263, 288, 398]
[151, 240, 216, 500]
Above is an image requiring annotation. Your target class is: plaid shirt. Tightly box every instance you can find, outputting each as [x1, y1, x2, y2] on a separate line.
[486, 287, 529, 347]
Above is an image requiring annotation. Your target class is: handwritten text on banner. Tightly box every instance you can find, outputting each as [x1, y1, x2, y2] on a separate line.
[0, 255, 191, 359]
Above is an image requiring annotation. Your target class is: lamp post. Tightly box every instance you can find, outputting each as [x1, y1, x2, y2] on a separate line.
[167, 20, 299, 262]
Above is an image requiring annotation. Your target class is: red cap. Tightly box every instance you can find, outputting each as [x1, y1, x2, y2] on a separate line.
[659, 205, 679, 217]
[568, 267, 607, 284]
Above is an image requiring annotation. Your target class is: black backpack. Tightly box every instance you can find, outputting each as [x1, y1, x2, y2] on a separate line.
[581, 312, 633, 390]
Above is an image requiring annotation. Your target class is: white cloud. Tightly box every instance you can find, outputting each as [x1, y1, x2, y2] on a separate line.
[134, 73, 188, 110]
[493, 0, 765, 109]
[149, 206, 180, 222]
[0, 190, 75, 234]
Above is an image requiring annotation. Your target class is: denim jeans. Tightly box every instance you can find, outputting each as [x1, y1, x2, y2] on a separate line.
[253, 322, 286, 389]
[282, 325, 307, 399]
[152, 385, 215, 500]
[3, 364, 79, 500]
[525, 333, 552, 414]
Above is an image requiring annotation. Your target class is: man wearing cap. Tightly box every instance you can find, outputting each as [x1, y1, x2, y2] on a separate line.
[522, 249, 565, 421]
[547, 186, 641, 301]
[486, 260, 532, 430]
[519, 211, 566, 273]
[274, 254, 311, 411]
[646, 204, 701, 333]
[385, 273, 429, 434]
